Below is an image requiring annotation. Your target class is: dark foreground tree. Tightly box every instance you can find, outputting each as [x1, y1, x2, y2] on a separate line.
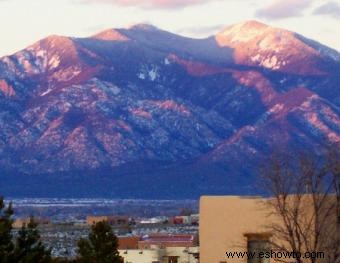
[0, 197, 14, 263]
[260, 149, 339, 263]
[0, 197, 51, 263]
[13, 217, 51, 263]
[77, 221, 123, 263]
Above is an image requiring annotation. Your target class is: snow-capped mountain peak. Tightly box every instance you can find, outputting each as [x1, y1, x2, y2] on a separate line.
[214, 20, 340, 74]
[217, 20, 270, 41]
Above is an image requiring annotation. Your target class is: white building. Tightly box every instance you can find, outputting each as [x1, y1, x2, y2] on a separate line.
[119, 246, 199, 263]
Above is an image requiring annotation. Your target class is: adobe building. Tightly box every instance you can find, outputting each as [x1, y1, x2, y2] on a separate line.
[138, 234, 196, 249]
[13, 217, 50, 228]
[86, 215, 129, 226]
[200, 196, 271, 263]
[171, 214, 199, 225]
[199, 195, 337, 263]
[118, 234, 199, 263]
[118, 246, 199, 263]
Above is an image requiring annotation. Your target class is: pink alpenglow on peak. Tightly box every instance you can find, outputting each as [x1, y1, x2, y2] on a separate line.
[92, 29, 130, 41]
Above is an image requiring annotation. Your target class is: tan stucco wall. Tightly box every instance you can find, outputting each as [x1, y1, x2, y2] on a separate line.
[199, 196, 272, 263]
[199, 195, 337, 263]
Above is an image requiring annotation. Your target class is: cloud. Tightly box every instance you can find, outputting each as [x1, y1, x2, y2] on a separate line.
[177, 24, 223, 37]
[78, 0, 218, 9]
[255, 0, 313, 19]
[313, 1, 340, 19]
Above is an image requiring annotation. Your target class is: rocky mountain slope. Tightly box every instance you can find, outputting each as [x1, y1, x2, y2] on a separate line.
[0, 21, 339, 198]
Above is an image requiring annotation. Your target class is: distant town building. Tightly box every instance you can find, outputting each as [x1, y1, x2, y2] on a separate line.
[172, 216, 184, 225]
[13, 217, 50, 228]
[139, 216, 168, 224]
[172, 215, 199, 225]
[86, 215, 129, 226]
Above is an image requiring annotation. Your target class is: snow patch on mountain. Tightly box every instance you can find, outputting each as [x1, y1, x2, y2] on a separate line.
[48, 55, 60, 69]
[138, 73, 145, 79]
[40, 88, 53, 97]
[305, 112, 339, 143]
[148, 68, 158, 81]
[262, 55, 279, 69]
[51, 66, 82, 82]
[90, 78, 121, 96]
[137, 65, 159, 81]
[252, 53, 288, 70]
[269, 103, 284, 114]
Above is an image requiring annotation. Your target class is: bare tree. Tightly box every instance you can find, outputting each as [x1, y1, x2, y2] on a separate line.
[260, 149, 339, 263]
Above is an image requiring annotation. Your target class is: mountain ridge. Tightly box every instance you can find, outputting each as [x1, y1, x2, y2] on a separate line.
[0, 20, 339, 198]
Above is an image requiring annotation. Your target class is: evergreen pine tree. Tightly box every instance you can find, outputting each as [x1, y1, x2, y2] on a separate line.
[0, 197, 14, 263]
[13, 217, 51, 263]
[77, 221, 123, 263]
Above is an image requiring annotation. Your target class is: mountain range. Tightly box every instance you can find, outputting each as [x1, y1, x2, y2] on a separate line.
[0, 21, 339, 198]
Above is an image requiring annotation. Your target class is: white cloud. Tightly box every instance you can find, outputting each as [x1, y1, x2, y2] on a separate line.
[176, 24, 223, 38]
[256, 0, 314, 19]
[79, 0, 219, 9]
[313, 1, 340, 19]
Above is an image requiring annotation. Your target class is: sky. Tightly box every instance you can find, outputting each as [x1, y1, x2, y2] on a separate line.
[0, 0, 339, 57]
